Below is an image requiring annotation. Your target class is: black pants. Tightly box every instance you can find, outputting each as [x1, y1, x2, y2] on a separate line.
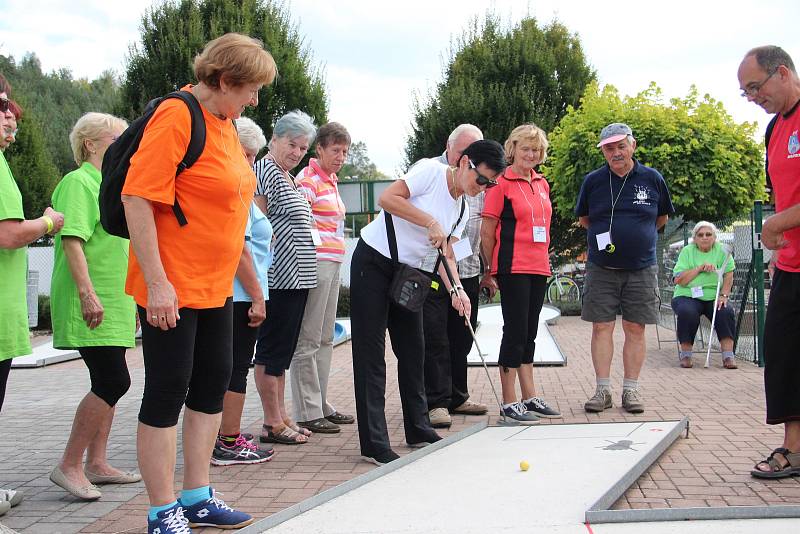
[229, 301, 261, 394]
[670, 296, 735, 345]
[255, 288, 308, 376]
[0, 358, 11, 413]
[496, 274, 547, 368]
[424, 275, 478, 410]
[764, 269, 800, 425]
[350, 240, 435, 456]
[78, 346, 131, 407]
[137, 300, 233, 428]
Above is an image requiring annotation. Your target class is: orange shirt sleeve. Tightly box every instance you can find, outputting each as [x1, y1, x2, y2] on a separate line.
[122, 99, 191, 205]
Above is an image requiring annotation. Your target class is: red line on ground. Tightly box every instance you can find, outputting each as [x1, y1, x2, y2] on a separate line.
[584, 521, 595, 534]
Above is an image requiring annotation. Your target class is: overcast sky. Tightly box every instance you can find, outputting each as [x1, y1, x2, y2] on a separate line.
[2, 0, 799, 175]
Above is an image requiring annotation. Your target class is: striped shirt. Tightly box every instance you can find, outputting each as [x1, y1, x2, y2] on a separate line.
[296, 158, 346, 263]
[254, 157, 317, 290]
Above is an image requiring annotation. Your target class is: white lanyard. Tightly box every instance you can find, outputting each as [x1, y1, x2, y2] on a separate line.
[608, 168, 631, 232]
[515, 178, 547, 227]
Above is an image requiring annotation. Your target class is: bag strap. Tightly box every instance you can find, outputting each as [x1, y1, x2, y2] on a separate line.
[764, 113, 778, 196]
[385, 212, 400, 263]
[162, 90, 207, 227]
[433, 196, 467, 274]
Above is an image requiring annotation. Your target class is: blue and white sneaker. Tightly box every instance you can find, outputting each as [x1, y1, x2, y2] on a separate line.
[181, 488, 254, 529]
[148, 504, 192, 534]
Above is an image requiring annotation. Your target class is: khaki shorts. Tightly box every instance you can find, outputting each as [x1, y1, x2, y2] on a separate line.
[581, 262, 659, 324]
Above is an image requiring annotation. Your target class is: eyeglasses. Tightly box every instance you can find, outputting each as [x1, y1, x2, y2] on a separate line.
[0, 97, 9, 113]
[468, 159, 498, 188]
[695, 232, 714, 238]
[741, 69, 777, 98]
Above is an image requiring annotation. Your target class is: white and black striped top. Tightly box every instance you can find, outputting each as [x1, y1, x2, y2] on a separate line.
[254, 158, 317, 290]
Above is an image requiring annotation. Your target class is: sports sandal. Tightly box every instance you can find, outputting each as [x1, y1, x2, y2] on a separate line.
[260, 424, 308, 445]
[283, 418, 312, 437]
[751, 447, 800, 479]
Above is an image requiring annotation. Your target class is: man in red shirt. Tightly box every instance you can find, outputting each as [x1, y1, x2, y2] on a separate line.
[739, 45, 800, 479]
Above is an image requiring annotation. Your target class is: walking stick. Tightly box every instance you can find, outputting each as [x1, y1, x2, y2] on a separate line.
[704, 249, 733, 368]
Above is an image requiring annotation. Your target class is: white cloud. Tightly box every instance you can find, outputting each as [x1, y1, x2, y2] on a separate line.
[2, 0, 800, 173]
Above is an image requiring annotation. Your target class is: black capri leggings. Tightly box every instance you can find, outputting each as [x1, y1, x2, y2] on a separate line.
[78, 346, 131, 407]
[0, 358, 11, 413]
[137, 299, 233, 428]
[254, 288, 308, 377]
[496, 273, 548, 368]
[229, 301, 260, 394]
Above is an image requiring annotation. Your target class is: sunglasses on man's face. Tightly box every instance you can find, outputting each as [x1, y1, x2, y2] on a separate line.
[0, 97, 10, 114]
[468, 159, 498, 188]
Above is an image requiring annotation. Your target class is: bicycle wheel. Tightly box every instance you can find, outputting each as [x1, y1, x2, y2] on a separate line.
[547, 276, 581, 304]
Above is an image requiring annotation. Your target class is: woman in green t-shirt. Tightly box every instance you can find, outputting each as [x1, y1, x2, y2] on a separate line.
[671, 221, 737, 369]
[48, 113, 141, 501]
[1, 75, 65, 515]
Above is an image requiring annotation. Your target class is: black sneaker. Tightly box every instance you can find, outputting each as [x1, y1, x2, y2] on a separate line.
[523, 397, 562, 418]
[500, 402, 540, 425]
[211, 436, 274, 466]
[406, 431, 442, 448]
[361, 449, 400, 466]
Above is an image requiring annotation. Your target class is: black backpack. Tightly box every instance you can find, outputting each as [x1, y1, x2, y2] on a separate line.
[99, 90, 206, 238]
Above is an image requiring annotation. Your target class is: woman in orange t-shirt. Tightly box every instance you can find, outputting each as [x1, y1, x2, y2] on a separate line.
[121, 34, 276, 532]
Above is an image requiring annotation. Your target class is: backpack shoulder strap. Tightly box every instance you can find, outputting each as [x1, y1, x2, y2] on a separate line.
[764, 114, 778, 196]
[166, 91, 207, 174]
[159, 90, 207, 227]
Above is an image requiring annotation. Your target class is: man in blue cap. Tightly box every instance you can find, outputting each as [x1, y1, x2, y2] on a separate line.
[575, 123, 674, 414]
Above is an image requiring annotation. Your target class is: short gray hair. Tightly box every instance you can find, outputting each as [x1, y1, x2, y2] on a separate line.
[692, 220, 718, 238]
[447, 124, 483, 146]
[235, 117, 266, 155]
[746, 45, 797, 75]
[270, 110, 317, 150]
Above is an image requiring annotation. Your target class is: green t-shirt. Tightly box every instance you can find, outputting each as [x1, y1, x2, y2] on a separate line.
[0, 151, 32, 361]
[51, 162, 135, 349]
[672, 242, 735, 301]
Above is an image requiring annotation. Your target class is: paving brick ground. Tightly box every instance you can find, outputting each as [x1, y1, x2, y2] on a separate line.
[0, 316, 797, 533]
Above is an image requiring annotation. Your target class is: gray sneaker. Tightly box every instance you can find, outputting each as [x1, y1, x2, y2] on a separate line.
[501, 402, 540, 425]
[523, 397, 562, 419]
[621, 388, 645, 414]
[584, 389, 612, 413]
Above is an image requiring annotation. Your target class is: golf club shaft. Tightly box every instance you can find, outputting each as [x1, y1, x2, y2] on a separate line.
[437, 249, 506, 419]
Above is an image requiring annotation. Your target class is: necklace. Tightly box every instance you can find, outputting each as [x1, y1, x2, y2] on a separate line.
[267, 153, 297, 188]
[447, 167, 459, 198]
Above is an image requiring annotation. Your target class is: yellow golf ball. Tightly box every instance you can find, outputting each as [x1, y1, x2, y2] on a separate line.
[520, 460, 530, 471]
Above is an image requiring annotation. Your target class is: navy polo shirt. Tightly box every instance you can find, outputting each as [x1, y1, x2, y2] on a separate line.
[575, 160, 674, 270]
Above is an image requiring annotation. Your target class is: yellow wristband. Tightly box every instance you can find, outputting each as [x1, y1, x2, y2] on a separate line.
[42, 215, 54, 234]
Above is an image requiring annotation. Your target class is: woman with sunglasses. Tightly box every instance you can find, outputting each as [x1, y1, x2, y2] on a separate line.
[350, 139, 506, 465]
[671, 221, 737, 369]
[48, 113, 142, 501]
[480, 124, 561, 424]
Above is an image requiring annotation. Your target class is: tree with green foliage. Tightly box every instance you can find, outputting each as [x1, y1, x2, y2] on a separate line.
[5, 109, 60, 220]
[403, 14, 595, 264]
[120, 0, 327, 146]
[404, 15, 595, 166]
[1, 53, 120, 178]
[546, 82, 765, 239]
[338, 141, 388, 181]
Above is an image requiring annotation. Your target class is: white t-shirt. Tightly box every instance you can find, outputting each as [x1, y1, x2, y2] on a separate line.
[360, 158, 469, 267]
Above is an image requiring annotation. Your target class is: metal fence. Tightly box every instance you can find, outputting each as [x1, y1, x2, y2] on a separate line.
[654, 202, 771, 366]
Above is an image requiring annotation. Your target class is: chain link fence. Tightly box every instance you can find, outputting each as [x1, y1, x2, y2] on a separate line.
[655, 204, 771, 365]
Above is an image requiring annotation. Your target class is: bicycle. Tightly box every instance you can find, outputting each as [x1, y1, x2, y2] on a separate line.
[546, 269, 581, 305]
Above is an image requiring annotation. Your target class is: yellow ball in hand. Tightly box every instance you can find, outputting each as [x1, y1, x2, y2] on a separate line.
[520, 460, 530, 471]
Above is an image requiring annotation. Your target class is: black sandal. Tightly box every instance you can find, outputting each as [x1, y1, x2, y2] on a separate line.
[751, 447, 800, 479]
[259, 424, 308, 445]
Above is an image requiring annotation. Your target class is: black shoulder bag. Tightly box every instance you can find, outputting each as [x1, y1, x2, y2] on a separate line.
[385, 213, 432, 313]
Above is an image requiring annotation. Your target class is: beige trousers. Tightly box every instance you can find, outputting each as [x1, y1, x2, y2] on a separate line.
[290, 260, 341, 422]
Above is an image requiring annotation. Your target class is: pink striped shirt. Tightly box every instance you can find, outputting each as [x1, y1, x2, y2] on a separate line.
[296, 159, 346, 263]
